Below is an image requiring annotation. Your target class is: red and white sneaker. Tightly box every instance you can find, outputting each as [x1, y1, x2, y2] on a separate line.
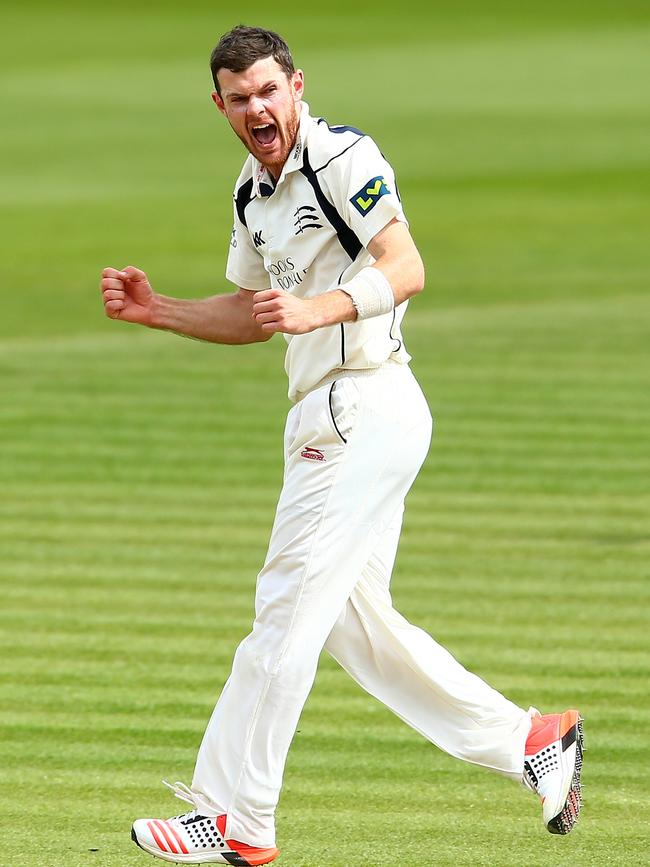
[131, 782, 279, 865]
[523, 709, 584, 835]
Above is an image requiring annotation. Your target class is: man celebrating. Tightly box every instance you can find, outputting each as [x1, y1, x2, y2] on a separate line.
[101, 25, 583, 866]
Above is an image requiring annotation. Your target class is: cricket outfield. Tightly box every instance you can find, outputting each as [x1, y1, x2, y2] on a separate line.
[1, 1, 648, 864]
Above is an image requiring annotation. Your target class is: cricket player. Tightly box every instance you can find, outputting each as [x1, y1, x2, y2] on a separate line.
[100, 25, 584, 866]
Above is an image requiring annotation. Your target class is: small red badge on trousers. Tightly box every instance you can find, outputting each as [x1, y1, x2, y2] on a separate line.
[301, 447, 326, 462]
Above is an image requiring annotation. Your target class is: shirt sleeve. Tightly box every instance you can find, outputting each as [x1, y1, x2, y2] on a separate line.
[328, 135, 408, 248]
[225, 195, 270, 290]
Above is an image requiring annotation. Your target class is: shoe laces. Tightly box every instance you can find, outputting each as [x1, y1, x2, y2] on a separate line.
[162, 779, 217, 824]
[522, 763, 539, 794]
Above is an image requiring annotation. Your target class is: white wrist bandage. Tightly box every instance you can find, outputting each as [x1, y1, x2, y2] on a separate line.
[340, 267, 395, 320]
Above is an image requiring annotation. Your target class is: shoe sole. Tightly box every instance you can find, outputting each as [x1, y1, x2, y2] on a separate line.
[546, 715, 584, 835]
[131, 826, 277, 866]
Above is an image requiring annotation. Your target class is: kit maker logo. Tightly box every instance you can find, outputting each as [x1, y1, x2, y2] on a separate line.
[350, 176, 390, 215]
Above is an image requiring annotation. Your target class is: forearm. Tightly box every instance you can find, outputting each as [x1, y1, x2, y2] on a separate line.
[316, 253, 423, 328]
[152, 290, 271, 344]
[249, 221, 426, 336]
[364, 218, 426, 307]
[296, 251, 425, 331]
[371, 251, 425, 306]
[250, 258, 423, 336]
[303, 290, 357, 329]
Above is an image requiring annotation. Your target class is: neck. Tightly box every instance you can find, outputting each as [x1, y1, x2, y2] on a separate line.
[267, 161, 284, 181]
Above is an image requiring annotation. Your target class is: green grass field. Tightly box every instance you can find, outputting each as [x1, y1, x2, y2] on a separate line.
[1, 1, 649, 865]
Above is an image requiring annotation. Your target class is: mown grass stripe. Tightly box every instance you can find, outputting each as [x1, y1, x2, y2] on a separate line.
[2, 4, 649, 866]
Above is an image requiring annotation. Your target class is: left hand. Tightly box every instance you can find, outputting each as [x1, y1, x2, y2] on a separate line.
[252, 289, 321, 335]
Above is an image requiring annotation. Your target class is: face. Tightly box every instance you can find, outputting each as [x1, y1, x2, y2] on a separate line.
[212, 57, 304, 178]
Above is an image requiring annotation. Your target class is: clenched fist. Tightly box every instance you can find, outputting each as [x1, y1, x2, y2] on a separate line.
[252, 288, 321, 335]
[252, 287, 356, 335]
[100, 266, 156, 326]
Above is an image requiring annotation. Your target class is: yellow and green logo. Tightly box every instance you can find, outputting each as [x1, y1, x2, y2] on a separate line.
[350, 176, 390, 216]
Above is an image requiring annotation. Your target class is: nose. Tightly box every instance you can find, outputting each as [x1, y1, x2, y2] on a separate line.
[247, 95, 265, 117]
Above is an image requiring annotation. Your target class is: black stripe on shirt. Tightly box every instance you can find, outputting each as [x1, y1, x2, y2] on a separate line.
[389, 308, 402, 352]
[337, 270, 347, 366]
[235, 178, 254, 229]
[300, 148, 362, 263]
[317, 118, 366, 137]
[315, 137, 366, 175]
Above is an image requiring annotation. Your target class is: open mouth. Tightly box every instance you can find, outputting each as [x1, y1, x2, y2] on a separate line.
[251, 123, 278, 147]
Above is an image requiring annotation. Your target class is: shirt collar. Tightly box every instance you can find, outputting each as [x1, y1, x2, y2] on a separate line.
[252, 101, 310, 198]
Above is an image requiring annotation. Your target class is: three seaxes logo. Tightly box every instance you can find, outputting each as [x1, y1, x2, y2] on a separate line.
[301, 447, 326, 462]
[294, 205, 323, 235]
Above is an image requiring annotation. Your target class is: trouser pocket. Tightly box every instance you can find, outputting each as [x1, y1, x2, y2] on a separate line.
[328, 378, 361, 444]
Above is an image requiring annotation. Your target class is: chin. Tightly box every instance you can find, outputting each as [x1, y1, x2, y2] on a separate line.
[261, 147, 289, 170]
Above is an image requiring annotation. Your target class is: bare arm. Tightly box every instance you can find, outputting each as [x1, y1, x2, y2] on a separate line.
[100, 266, 272, 344]
[251, 218, 424, 334]
[366, 217, 425, 304]
[152, 288, 274, 344]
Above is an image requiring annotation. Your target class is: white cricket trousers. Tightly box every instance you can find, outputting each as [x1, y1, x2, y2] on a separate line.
[192, 364, 531, 846]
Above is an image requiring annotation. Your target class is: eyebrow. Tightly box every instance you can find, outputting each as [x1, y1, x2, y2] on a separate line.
[224, 79, 279, 99]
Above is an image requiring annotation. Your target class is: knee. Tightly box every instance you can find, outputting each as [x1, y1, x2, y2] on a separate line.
[232, 629, 318, 685]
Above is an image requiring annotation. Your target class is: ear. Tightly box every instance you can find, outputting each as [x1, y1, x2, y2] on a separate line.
[291, 69, 304, 103]
[211, 90, 227, 116]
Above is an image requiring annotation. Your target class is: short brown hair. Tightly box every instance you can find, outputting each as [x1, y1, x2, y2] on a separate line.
[210, 25, 295, 94]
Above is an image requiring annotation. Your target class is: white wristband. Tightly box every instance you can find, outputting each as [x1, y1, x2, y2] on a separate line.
[340, 267, 395, 320]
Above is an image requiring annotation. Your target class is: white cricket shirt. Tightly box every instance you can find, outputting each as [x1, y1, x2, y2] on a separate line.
[226, 102, 412, 402]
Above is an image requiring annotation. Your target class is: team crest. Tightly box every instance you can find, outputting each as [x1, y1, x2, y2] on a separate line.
[350, 176, 390, 215]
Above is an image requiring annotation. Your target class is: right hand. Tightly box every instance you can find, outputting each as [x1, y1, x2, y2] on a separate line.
[100, 266, 156, 326]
